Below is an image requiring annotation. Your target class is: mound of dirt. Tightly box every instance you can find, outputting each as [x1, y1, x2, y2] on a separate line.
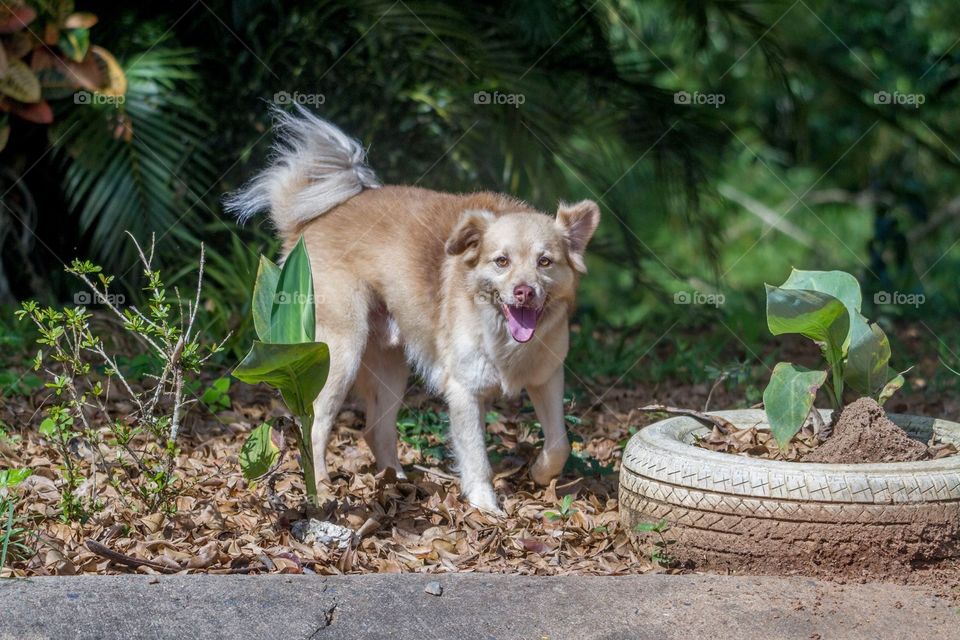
[802, 397, 929, 464]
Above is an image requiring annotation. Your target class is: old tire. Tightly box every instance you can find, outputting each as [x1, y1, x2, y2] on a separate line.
[619, 409, 960, 574]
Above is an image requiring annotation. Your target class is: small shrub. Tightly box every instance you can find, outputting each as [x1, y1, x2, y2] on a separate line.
[634, 518, 677, 567]
[16, 236, 224, 520]
[544, 494, 577, 522]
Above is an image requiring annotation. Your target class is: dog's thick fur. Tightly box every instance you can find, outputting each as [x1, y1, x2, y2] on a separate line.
[227, 108, 599, 512]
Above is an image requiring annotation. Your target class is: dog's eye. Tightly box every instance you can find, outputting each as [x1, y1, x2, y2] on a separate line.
[538, 256, 552, 267]
[494, 256, 510, 268]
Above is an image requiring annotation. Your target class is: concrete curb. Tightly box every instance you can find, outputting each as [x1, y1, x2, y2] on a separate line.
[1, 573, 956, 639]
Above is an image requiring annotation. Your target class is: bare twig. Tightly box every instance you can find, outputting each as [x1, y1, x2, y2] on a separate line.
[703, 374, 728, 413]
[637, 404, 737, 435]
[85, 539, 179, 573]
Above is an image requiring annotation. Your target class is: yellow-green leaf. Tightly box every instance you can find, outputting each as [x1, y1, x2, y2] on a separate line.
[0, 58, 41, 103]
[252, 256, 280, 342]
[239, 423, 280, 480]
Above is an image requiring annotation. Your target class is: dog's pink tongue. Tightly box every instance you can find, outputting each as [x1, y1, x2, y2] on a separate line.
[505, 305, 537, 343]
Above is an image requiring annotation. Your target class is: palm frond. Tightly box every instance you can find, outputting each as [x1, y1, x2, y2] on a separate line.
[51, 47, 216, 270]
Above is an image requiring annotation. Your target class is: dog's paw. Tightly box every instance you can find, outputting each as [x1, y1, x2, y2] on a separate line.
[530, 464, 555, 487]
[530, 445, 570, 486]
[472, 501, 507, 518]
[464, 486, 505, 517]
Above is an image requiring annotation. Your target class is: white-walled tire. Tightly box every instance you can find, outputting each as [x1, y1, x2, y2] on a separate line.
[619, 409, 960, 574]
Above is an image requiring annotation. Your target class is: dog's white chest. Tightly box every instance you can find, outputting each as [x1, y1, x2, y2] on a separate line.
[448, 333, 508, 396]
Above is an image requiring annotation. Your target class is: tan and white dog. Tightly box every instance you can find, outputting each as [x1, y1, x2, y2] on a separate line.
[227, 108, 599, 513]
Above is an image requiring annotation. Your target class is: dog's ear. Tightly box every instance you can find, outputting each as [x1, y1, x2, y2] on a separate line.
[556, 200, 600, 273]
[446, 209, 494, 264]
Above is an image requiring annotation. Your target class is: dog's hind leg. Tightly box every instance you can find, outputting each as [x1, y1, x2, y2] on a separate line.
[354, 340, 409, 478]
[308, 274, 370, 492]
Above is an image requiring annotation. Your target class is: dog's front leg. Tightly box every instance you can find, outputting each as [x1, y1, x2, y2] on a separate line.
[445, 381, 502, 515]
[528, 366, 571, 485]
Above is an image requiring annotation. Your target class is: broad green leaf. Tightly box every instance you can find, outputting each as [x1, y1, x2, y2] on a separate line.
[251, 255, 280, 342]
[270, 236, 316, 344]
[239, 423, 280, 480]
[232, 341, 329, 417]
[844, 321, 893, 396]
[780, 269, 862, 315]
[780, 269, 867, 354]
[765, 285, 849, 365]
[0, 468, 31, 489]
[763, 362, 827, 448]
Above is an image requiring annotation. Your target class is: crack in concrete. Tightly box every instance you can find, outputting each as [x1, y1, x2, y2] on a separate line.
[307, 601, 337, 638]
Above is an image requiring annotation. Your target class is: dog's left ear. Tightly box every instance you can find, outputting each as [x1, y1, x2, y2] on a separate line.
[446, 209, 494, 265]
[556, 200, 600, 273]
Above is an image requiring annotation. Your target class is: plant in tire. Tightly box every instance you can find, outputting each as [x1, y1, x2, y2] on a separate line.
[763, 269, 904, 447]
[232, 237, 329, 504]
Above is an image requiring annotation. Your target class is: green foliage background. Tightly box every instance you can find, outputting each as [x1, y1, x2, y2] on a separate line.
[2, 0, 959, 373]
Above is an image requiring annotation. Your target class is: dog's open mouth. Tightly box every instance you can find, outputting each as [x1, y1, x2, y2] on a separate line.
[501, 303, 543, 343]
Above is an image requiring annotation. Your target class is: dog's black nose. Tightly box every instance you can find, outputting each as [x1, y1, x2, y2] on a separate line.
[514, 284, 535, 305]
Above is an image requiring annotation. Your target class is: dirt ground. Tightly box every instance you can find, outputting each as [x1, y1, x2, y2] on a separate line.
[3, 379, 650, 577]
[2, 325, 959, 585]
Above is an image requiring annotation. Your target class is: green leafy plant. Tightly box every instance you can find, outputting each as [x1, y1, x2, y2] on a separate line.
[544, 494, 577, 522]
[16, 237, 224, 520]
[397, 408, 448, 462]
[199, 376, 231, 412]
[232, 237, 329, 504]
[634, 518, 677, 567]
[1, 467, 33, 572]
[0, 2, 126, 143]
[763, 269, 904, 447]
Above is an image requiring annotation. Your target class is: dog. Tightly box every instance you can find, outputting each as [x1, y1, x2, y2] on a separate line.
[227, 107, 599, 513]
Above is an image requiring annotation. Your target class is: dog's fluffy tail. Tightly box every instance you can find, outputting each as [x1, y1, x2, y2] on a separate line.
[225, 106, 380, 234]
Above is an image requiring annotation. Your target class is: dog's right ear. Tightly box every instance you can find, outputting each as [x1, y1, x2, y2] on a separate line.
[445, 210, 494, 265]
